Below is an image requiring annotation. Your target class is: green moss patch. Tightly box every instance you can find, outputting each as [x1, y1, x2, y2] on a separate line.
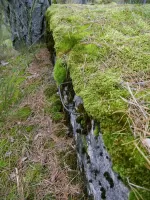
[46, 4, 150, 198]
[54, 58, 67, 85]
[11, 106, 32, 121]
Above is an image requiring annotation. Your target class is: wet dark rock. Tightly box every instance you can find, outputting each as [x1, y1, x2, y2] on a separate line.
[61, 85, 129, 200]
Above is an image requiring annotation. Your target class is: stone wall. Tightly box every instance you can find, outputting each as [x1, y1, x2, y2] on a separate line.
[61, 83, 130, 200]
[2, 0, 50, 49]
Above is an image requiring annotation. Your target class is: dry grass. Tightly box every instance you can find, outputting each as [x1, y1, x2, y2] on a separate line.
[18, 48, 84, 199]
[122, 71, 150, 163]
[0, 47, 86, 199]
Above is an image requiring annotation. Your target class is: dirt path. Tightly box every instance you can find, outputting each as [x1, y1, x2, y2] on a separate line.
[0, 47, 86, 200]
[20, 48, 85, 199]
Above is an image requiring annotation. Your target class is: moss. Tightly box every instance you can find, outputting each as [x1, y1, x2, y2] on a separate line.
[94, 125, 99, 137]
[55, 33, 80, 54]
[44, 82, 64, 122]
[54, 58, 67, 85]
[45, 93, 64, 122]
[51, 100, 62, 112]
[46, 4, 150, 199]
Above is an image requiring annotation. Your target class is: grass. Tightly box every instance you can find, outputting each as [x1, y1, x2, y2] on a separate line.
[54, 58, 67, 85]
[0, 44, 46, 199]
[44, 84, 64, 122]
[46, 4, 150, 199]
[0, 36, 87, 199]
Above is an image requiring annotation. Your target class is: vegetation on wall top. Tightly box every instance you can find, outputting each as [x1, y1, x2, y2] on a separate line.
[46, 4, 150, 199]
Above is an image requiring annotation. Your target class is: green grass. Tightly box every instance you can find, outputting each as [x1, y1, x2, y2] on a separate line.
[44, 84, 64, 122]
[10, 106, 32, 121]
[46, 4, 150, 199]
[0, 45, 42, 120]
[0, 43, 49, 199]
[0, 19, 87, 198]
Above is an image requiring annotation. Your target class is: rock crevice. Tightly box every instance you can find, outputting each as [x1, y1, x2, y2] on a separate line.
[61, 83, 129, 200]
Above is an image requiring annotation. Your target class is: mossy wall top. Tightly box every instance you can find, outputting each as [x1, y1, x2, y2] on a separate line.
[46, 4, 150, 199]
